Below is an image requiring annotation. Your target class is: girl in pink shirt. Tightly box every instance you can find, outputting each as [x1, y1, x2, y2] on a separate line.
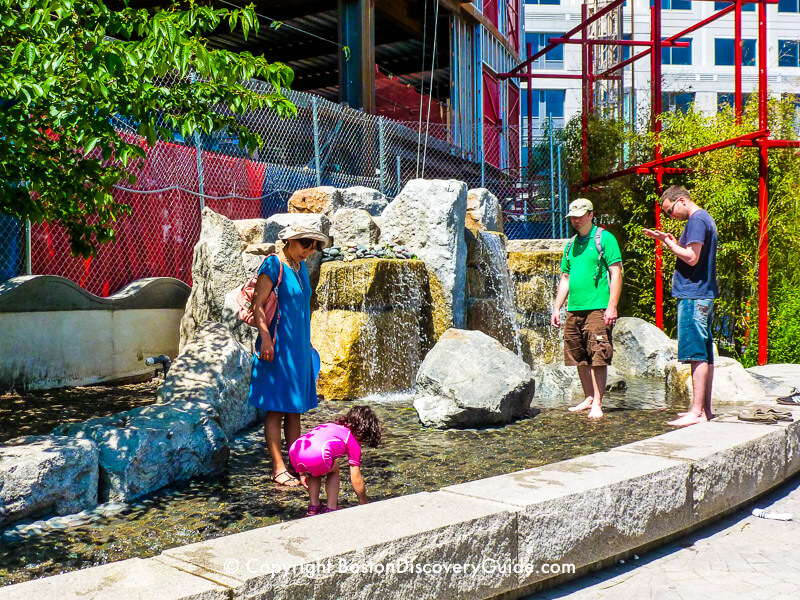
[289, 406, 382, 516]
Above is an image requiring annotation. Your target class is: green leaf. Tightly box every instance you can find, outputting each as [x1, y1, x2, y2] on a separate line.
[11, 42, 26, 65]
[270, 21, 283, 30]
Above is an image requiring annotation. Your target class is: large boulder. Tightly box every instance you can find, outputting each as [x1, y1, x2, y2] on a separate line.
[0, 436, 98, 526]
[179, 208, 246, 351]
[518, 327, 562, 369]
[54, 401, 229, 502]
[233, 219, 268, 247]
[414, 329, 535, 428]
[288, 186, 342, 216]
[330, 208, 380, 246]
[340, 186, 388, 216]
[666, 356, 766, 407]
[534, 365, 626, 402]
[464, 229, 517, 351]
[381, 179, 468, 338]
[612, 317, 678, 378]
[312, 260, 434, 400]
[158, 322, 256, 436]
[466, 188, 503, 233]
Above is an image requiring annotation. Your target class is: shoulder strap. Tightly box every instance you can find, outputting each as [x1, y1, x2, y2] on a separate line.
[565, 234, 577, 267]
[594, 226, 605, 261]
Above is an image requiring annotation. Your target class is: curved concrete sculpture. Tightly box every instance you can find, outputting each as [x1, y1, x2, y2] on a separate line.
[0, 275, 190, 391]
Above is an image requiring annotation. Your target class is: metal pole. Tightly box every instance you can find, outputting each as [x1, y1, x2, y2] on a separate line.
[481, 150, 485, 188]
[757, 0, 769, 365]
[312, 97, 322, 187]
[526, 41, 534, 219]
[396, 155, 402, 195]
[193, 131, 205, 210]
[652, 0, 664, 331]
[734, 0, 743, 123]
[581, 3, 589, 184]
[24, 218, 31, 275]
[378, 118, 385, 194]
[549, 119, 556, 239]
[557, 144, 564, 237]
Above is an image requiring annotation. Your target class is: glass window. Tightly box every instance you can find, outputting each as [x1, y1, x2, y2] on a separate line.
[715, 38, 756, 66]
[778, 0, 799, 12]
[717, 92, 752, 111]
[662, 0, 692, 9]
[662, 92, 695, 113]
[622, 33, 632, 62]
[662, 38, 692, 65]
[525, 0, 560, 4]
[779, 40, 800, 67]
[522, 90, 565, 118]
[525, 33, 564, 69]
[714, 1, 755, 10]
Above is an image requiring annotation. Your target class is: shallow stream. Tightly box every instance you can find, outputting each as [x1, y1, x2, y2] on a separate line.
[0, 380, 684, 586]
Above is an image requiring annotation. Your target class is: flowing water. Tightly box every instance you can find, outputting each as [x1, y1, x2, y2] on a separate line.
[0, 380, 686, 587]
[475, 231, 522, 355]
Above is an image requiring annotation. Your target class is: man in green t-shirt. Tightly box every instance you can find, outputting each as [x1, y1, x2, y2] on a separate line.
[550, 198, 623, 419]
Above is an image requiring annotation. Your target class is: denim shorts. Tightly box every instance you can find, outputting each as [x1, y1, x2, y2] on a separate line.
[677, 298, 714, 364]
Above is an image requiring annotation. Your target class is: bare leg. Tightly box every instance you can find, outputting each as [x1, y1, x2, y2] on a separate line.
[668, 361, 711, 426]
[587, 365, 606, 419]
[307, 475, 322, 506]
[704, 364, 715, 419]
[325, 463, 341, 510]
[284, 413, 302, 449]
[265, 411, 299, 485]
[569, 365, 595, 412]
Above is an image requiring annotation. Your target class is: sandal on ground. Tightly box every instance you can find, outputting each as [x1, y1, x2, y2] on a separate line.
[764, 408, 794, 422]
[271, 470, 301, 487]
[738, 409, 777, 424]
[306, 504, 325, 517]
[776, 389, 800, 406]
[323, 506, 339, 513]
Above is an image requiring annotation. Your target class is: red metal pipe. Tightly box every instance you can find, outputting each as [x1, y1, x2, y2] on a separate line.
[511, 73, 584, 80]
[735, 0, 742, 123]
[652, 1, 663, 330]
[663, 3, 736, 45]
[588, 43, 595, 115]
[583, 129, 768, 185]
[581, 3, 589, 184]
[757, 0, 769, 365]
[503, 0, 627, 76]
[549, 38, 689, 47]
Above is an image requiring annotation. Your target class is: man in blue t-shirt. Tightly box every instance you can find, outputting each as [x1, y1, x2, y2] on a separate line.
[643, 186, 718, 427]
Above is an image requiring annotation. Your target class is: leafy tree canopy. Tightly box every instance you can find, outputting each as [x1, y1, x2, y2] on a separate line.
[0, 0, 296, 256]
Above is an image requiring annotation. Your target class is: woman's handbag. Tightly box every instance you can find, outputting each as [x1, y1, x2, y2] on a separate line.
[236, 255, 284, 344]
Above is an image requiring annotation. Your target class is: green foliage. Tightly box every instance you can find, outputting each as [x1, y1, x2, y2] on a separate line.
[0, 0, 296, 257]
[561, 96, 800, 361]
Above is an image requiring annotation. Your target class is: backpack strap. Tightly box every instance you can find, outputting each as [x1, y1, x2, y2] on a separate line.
[593, 226, 607, 285]
[564, 234, 577, 270]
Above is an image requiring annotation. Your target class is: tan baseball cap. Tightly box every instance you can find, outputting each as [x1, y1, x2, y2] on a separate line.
[566, 198, 593, 217]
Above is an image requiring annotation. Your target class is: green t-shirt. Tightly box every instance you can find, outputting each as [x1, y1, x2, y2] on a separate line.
[560, 225, 622, 311]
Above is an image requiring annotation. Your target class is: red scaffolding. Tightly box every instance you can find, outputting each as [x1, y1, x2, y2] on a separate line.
[500, 0, 800, 365]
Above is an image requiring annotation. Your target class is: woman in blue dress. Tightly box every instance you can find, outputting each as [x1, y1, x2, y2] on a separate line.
[248, 222, 331, 487]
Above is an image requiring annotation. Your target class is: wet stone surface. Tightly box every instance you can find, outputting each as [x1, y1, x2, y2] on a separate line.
[0, 380, 682, 587]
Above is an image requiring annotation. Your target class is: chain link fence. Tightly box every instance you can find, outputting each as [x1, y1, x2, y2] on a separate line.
[1, 79, 567, 295]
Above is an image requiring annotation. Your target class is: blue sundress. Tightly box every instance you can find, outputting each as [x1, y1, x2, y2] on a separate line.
[247, 255, 318, 414]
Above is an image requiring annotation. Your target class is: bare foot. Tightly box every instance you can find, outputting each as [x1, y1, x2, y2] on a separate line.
[568, 398, 593, 413]
[588, 405, 604, 419]
[676, 411, 714, 420]
[667, 412, 708, 427]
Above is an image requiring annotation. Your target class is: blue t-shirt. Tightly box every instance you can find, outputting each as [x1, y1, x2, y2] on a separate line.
[671, 209, 718, 299]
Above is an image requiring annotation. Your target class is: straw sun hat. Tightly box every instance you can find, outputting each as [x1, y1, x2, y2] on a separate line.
[277, 222, 332, 249]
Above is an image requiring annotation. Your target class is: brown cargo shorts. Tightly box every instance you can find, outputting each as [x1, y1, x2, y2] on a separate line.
[563, 309, 614, 366]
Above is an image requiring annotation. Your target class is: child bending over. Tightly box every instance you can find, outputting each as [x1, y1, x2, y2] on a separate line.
[289, 405, 382, 516]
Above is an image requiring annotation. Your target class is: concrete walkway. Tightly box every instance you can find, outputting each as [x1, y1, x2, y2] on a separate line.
[529, 453, 800, 599]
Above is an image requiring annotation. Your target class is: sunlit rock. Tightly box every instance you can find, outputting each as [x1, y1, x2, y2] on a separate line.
[288, 186, 342, 216]
[666, 356, 765, 406]
[381, 179, 468, 338]
[340, 186, 388, 216]
[0, 436, 98, 527]
[613, 317, 678, 378]
[466, 188, 503, 233]
[330, 208, 380, 246]
[312, 260, 434, 400]
[464, 229, 518, 351]
[158, 322, 256, 436]
[179, 208, 246, 351]
[414, 329, 534, 428]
